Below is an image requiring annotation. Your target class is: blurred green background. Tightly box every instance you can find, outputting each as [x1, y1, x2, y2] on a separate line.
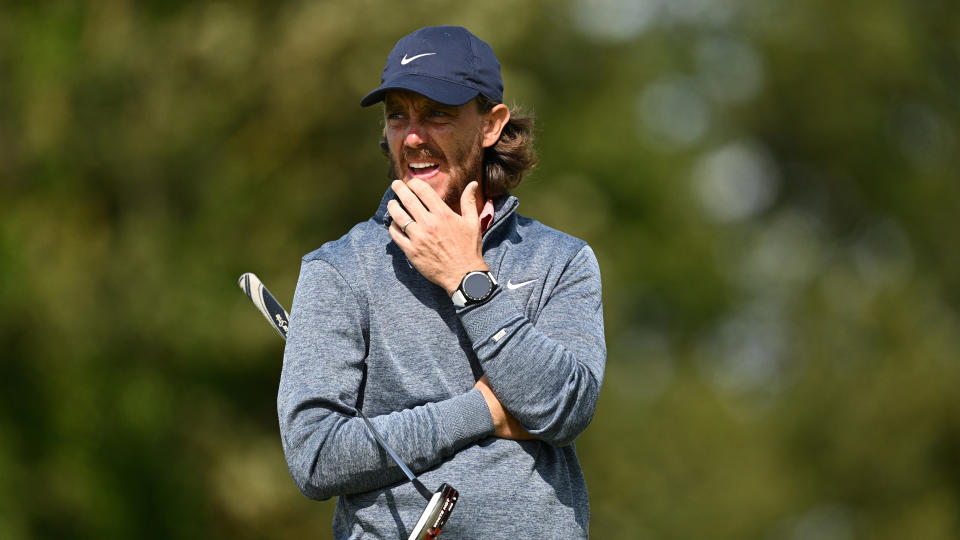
[2, 1, 959, 538]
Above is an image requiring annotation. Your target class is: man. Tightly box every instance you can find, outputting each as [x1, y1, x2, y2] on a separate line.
[279, 26, 605, 538]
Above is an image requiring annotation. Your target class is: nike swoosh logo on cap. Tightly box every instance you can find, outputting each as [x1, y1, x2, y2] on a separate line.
[506, 279, 536, 290]
[400, 52, 437, 65]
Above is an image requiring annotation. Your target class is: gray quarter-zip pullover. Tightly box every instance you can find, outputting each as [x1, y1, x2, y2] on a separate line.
[279, 186, 606, 538]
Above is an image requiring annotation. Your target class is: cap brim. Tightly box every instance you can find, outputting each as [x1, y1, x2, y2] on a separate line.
[360, 74, 480, 107]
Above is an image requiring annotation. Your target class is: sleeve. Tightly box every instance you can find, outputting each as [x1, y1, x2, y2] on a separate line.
[277, 258, 495, 501]
[456, 245, 606, 447]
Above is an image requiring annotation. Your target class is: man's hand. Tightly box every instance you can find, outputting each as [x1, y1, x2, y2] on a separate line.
[475, 375, 534, 440]
[387, 179, 487, 296]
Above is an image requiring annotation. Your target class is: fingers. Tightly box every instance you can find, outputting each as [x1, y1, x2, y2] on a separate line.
[391, 178, 478, 222]
[388, 217, 413, 250]
[392, 178, 448, 219]
[391, 180, 428, 222]
[386, 199, 415, 235]
[402, 178, 446, 213]
[386, 189, 417, 246]
[460, 181, 479, 221]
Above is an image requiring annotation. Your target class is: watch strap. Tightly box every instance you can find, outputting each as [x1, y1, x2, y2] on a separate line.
[451, 289, 469, 308]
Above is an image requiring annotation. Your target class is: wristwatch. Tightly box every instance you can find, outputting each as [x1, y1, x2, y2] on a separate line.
[451, 271, 498, 308]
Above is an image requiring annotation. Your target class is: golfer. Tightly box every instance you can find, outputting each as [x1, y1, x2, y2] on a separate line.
[278, 25, 606, 538]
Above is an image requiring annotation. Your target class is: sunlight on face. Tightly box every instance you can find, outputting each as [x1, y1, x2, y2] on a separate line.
[383, 91, 486, 211]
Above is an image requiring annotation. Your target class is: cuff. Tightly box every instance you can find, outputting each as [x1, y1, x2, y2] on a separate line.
[433, 388, 496, 447]
[456, 287, 525, 360]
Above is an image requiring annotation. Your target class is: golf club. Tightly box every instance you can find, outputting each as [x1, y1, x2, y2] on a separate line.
[237, 272, 458, 540]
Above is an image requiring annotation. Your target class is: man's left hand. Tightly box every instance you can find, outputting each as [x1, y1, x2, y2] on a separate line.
[387, 179, 488, 296]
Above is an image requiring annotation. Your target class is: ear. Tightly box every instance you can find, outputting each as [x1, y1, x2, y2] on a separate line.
[481, 103, 510, 148]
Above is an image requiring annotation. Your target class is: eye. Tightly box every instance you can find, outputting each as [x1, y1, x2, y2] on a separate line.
[428, 109, 454, 121]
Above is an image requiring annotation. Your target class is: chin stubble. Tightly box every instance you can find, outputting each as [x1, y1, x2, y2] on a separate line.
[387, 129, 486, 212]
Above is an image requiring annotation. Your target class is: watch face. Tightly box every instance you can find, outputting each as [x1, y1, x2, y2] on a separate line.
[463, 272, 493, 300]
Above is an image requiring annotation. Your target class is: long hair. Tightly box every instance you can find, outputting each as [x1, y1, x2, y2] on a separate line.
[379, 96, 537, 196]
[475, 95, 537, 196]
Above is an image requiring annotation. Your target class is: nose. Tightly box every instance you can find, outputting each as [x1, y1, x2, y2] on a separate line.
[403, 120, 426, 148]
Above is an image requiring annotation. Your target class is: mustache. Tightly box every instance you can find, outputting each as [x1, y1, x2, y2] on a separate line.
[401, 147, 443, 162]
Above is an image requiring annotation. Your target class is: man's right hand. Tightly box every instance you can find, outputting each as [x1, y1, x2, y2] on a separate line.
[475, 375, 535, 440]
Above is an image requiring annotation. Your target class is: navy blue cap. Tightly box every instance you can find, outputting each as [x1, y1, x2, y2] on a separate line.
[360, 26, 503, 107]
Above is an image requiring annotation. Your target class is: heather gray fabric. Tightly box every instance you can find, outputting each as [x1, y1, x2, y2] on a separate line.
[279, 186, 606, 539]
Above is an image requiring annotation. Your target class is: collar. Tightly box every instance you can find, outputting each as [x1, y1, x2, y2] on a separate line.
[478, 198, 496, 234]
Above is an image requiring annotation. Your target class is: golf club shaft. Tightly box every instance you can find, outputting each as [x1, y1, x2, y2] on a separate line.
[238, 272, 432, 500]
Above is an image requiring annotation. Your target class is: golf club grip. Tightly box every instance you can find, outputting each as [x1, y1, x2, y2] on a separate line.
[238, 272, 290, 339]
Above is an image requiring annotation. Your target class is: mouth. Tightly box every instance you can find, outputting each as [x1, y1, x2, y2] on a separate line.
[407, 161, 441, 179]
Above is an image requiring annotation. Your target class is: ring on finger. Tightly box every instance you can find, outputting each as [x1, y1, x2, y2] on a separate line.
[401, 218, 415, 234]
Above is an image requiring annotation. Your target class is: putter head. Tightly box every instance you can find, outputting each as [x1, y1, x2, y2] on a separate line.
[408, 483, 458, 540]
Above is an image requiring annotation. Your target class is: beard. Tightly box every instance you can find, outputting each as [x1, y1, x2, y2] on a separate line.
[386, 129, 485, 212]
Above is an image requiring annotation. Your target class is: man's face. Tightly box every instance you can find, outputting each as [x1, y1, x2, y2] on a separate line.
[383, 90, 486, 211]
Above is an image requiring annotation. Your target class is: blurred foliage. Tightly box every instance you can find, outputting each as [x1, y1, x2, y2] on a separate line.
[2, 1, 959, 538]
